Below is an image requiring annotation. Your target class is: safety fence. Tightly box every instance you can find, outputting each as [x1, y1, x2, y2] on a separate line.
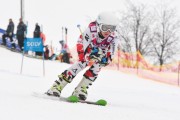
[105, 50, 180, 86]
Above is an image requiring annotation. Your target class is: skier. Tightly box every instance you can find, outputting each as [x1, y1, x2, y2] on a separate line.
[46, 11, 119, 100]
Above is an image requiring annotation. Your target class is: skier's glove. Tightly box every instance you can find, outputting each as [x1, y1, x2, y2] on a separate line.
[89, 47, 104, 62]
[100, 57, 109, 67]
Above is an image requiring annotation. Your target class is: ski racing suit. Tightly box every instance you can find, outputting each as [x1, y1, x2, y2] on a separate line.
[60, 21, 118, 82]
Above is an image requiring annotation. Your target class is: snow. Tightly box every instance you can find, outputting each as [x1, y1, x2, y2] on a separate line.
[0, 46, 180, 120]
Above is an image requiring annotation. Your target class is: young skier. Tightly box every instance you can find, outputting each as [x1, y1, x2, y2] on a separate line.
[46, 11, 119, 100]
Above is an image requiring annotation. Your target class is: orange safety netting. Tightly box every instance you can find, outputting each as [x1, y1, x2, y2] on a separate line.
[107, 50, 180, 86]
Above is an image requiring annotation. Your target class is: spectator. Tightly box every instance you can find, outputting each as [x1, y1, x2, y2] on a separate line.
[16, 18, 27, 51]
[44, 45, 50, 60]
[29, 23, 41, 56]
[1, 18, 15, 48]
[33, 23, 40, 38]
[35, 32, 46, 56]
[40, 32, 46, 44]
[58, 40, 71, 63]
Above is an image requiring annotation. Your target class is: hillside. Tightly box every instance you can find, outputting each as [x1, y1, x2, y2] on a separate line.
[0, 47, 180, 120]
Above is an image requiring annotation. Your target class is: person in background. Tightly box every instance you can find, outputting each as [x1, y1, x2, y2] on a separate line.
[40, 31, 46, 44]
[33, 23, 40, 38]
[44, 45, 49, 60]
[46, 11, 119, 101]
[58, 40, 71, 63]
[1, 18, 15, 49]
[16, 18, 27, 51]
[33, 23, 42, 56]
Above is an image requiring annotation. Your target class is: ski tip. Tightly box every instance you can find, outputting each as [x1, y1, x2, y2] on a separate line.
[96, 99, 107, 106]
[67, 95, 79, 103]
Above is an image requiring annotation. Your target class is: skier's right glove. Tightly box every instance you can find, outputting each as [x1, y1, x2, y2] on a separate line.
[89, 47, 104, 62]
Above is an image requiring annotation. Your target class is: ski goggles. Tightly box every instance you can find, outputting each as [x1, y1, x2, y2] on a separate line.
[99, 24, 116, 32]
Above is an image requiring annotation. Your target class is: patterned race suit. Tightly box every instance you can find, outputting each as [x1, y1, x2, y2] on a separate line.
[60, 21, 118, 82]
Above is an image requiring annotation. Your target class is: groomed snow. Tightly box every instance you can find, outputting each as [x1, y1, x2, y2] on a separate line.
[0, 47, 180, 120]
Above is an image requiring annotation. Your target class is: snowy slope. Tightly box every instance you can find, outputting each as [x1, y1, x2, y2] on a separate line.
[0, 47, 180, 120]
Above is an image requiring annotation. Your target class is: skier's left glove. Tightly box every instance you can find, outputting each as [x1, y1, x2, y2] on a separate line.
[100, 57, 109, 67]
[89, 47, 104, 62]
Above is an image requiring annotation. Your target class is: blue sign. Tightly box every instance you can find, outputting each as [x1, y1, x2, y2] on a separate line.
[24, 38, 44, 52]
[0, 28, 5, 34]
[0, 28, 5, 43]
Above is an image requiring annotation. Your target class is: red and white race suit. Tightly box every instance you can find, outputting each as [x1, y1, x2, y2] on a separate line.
[60, 21, 119, 82]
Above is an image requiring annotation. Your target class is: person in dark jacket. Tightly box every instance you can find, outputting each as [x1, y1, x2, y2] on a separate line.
[33, 23, 42, 56]
[1, 19, 15, 48]
[16, 18, 27, 51]
[44, 45, 50, 60]
[33, 23, 40, 38]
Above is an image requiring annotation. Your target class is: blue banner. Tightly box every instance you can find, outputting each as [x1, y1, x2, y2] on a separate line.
[24, 38, 44, 52]
[0, 28, 5, 43]
[0, 28, 5, 34]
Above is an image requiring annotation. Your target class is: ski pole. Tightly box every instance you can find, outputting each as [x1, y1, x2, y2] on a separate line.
[62, 27, 64, 40]
[65, 27, 68, 44]
[77, 24, 98, 64]
[77, 24, 93, 47]
[77, 24, 83, 36]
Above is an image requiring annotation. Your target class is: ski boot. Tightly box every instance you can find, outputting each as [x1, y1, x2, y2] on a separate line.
[46, 74, 69, 97]
[72, 77, 93, 100]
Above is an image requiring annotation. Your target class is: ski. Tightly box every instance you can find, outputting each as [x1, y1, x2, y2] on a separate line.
[67, 95, 107, 106]
[32, 92, 107, 106]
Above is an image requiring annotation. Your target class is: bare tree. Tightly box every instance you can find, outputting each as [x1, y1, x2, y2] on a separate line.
[117, 2, 154, 67]
[150, 5, 180, 71]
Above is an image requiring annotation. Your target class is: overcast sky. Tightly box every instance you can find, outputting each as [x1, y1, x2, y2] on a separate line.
[0, 0, 180, 48]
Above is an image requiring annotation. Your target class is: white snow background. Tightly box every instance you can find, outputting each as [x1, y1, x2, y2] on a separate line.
[0, 47, 180, 120]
